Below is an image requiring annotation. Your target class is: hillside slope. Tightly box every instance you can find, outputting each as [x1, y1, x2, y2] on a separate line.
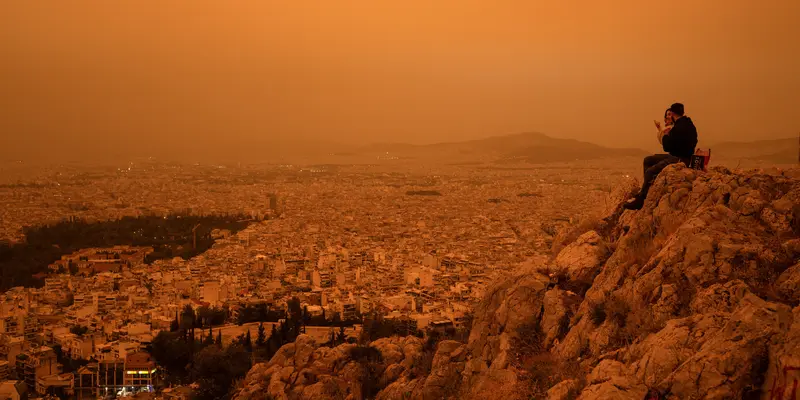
[233, 165, 800, 400]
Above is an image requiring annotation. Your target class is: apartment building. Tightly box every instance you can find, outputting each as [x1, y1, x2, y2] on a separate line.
[15, 346, 60, 393]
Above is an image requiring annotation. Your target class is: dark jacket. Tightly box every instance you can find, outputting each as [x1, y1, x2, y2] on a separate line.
[662, 116, 698, 159]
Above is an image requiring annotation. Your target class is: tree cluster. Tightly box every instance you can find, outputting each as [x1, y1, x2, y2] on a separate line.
[150, 298, 312, 399]
[0, 213, 251, 290]
[235, 303, 285, 325]
[359, 313, 424, 343]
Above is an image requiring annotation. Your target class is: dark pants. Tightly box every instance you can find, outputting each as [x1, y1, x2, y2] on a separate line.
[636, 154, 686, 200]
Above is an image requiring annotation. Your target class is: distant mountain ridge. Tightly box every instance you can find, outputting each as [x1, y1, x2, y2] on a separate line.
[710, 136, 797, 164]
[358, 132, 646, 164]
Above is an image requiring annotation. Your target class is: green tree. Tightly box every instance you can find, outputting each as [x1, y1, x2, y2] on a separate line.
[191, 344, 252, 400]
[244, 330, 253, 352]
[256, 323, 266, 348]
[180, 305, 195, 332]
[150, 331, 191, 383]
[170, 312, 179, 332]
[332, 312, 342, 327]
[68, 261, 79, 275]
[287, 297, 302, 322]
[336, 326, 347, 345]
[70, 325, 88, 336]
[216, 331, 223, 346]
[268, 325, 280, 354]
[203, 326, 214, 346]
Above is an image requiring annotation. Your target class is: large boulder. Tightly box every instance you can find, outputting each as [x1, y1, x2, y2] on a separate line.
[232, 335, 424, 400]
[776, 263, 800, 303]
[554, 230, 609, 285]
[577, 360, 647, 400]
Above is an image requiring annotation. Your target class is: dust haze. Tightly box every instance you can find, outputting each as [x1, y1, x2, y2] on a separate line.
[1, 0, 799, 164]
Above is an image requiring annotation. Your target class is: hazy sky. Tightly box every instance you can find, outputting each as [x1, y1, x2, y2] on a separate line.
[1, 1, 799, 161]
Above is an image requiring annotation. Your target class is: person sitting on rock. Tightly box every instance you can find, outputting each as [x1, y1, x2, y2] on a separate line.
[624, 103, 698, 210]
[655, 108, 673, 144]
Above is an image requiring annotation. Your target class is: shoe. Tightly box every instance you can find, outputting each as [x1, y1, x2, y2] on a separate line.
[623, 197, 645, 210]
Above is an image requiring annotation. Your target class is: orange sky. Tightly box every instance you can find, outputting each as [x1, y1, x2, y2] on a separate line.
[1, 1, 798, 161]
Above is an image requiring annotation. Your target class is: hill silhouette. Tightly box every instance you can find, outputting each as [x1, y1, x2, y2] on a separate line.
[712, 136, 797, 164]
[360, 132, 646, 164]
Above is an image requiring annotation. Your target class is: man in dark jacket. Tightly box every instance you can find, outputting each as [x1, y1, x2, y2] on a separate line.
[624, 103, 698, 210]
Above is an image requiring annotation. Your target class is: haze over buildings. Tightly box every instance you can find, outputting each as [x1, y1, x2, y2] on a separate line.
[2, 0, 799, 163]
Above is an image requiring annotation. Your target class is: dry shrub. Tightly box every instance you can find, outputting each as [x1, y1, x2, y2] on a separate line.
[556, 313, 571, 341]
[511, 315, 586, 398]
[515, 352, 585, 400]
[408, 331, 446, 379]
[589, 302, 606, 326]
[792, 204, 800, 235]
[608, 297, 666, 350]
[626, 306, 661, 338]
[347, 345, 385, 399]
[514, 319, 546, 356]
[730, 250, 794, 303]
[605, 295, 630, 328]
[623, 231, 658, 270]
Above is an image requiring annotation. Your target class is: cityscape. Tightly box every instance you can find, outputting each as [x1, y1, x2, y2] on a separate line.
[0, 158, 634, 399]
[2, 1, 799, 399]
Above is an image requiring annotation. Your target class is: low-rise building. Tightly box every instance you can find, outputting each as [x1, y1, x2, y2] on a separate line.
[123, 352, 156, 394]
[0, 360, 10, 380]
[0, 380, 26, 400]
[15, 346, 60, 393]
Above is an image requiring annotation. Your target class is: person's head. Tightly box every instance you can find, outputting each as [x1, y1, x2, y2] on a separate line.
[664, 109, 673, 125]
[668, 103, 685, 122]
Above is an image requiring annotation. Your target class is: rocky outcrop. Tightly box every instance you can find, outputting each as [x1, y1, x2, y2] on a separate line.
[553, 230, 609, 286]
[234, 165, 800, 400]
[233, 335, 424, 400]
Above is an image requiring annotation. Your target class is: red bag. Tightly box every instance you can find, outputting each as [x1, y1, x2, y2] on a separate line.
[690, 149, 711, 171]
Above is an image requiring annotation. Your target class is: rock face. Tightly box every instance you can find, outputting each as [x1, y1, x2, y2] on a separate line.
[234, 165, 800, 400]
[233, 335, 424, 400]
[554, 230, 609, 286]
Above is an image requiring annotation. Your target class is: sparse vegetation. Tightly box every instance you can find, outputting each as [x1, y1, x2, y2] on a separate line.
[348, 345, 385, 399]
[348, 345, 383, 364]
[515, 319, 546, 355]
[605, 295, 630, 328]
[409, 332, 443, 379]
[589, 302, 607, 326]
[516, 353, 585, 400]
[70, 325, 89, 336]
[511, 316, 585, 399]
[624, 231, 658, 271]
[556, 313, 571, 340]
